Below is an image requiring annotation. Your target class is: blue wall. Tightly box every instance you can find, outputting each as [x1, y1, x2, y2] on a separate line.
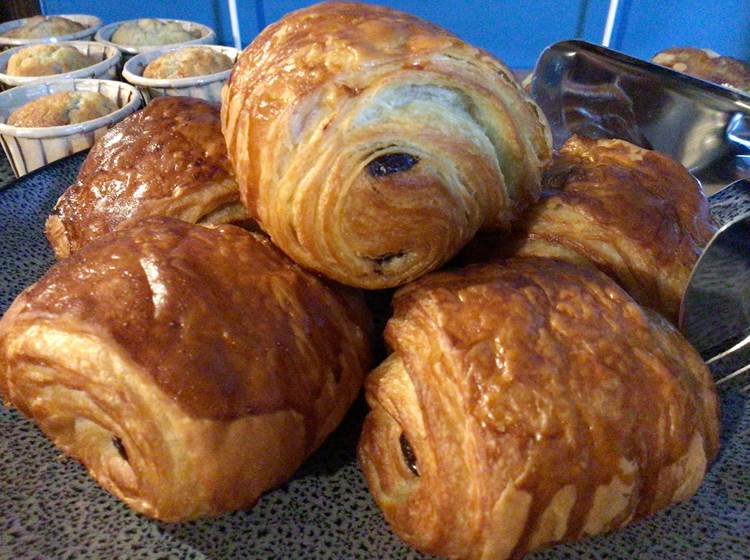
[257, 1, 609, 68]
[39, 0, 750, 68]
[611, 0, 750, 61]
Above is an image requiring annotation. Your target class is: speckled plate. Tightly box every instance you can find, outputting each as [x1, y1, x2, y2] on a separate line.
[0, 154, 748, 559]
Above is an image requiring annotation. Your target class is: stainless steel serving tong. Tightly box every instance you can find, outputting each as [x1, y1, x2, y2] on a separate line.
[681, 181, 750, 392]
[530, 40, 750, 389]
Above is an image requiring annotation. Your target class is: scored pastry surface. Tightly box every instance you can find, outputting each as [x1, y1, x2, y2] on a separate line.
[359, 258, 719, 560]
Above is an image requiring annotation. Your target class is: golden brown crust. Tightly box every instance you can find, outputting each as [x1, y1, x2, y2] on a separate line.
[653, 47, 750, 92]
[0, 217, 372, 521]
[221, 1, 551, 289]
[6, 44, 96, 77]
[143, 46, 233, 79]
[45, 96, 249, 259]
[462, 135, 715, 321]
[6, 91, 117, 128]
[358, 258, 719, 560]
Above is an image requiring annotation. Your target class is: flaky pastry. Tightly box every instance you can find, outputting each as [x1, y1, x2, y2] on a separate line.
[222, 1, 551, 288]
[45, 96, 249, 258]
[359, 258, 719, 559]
[0, 217, 372, 521]
[463, 135, 715, 321]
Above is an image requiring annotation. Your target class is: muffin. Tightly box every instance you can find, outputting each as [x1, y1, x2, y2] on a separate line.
[110, 19, 199, 47]
[2, 16, 85, 39]
[6, 44, 96, 77]
[653, 47, 750, 93]
[6, 91, 118, 127]
[143, 46, 233, 79]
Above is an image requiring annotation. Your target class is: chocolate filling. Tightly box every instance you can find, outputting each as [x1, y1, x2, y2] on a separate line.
[112, 436, 129, 462]
[399, 432, 419, 476]
[370, 250, 406, 266]
[366, 153, 419, 177]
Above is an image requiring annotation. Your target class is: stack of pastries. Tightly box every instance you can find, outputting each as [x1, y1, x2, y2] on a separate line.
[0, 2, 720, 559]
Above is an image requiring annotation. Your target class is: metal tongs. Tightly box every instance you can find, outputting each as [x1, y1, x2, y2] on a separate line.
[529, 41, 750, 390]
[681, 182, 750, 391]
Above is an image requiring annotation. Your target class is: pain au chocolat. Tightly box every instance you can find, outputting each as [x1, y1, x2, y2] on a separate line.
[0, 217, 371, 521]
[221, 1, 551, 289]
[45, 96, 249, 259]
[463, 135, 716, 321]
[359, 258, 719, 560]
[653, 47, 750, 93]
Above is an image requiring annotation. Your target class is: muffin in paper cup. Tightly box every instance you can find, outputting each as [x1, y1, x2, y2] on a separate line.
[95, 19, 216, 62]
[0, 79, 142, 177]
[0, 41, 121, 90]
[0, 15, 102, 50]
[122, 45, 238, 103]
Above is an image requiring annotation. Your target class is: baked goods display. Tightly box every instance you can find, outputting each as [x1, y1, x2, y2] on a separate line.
[143, 46, 233, 79]
[359, 258, 720, 560]
[0, 217, 372, 521]
[110, 19, 199, 47]
[462, 135, 716, 321]
[6, 90, 117, 127]
[6, 44, 96, 77]
[222, 2, 552, 289]
[2, 15, 85, 39]
[45, 96, 248, 258]
[653, 47, 750, 92]
[0, 2, 729, 558]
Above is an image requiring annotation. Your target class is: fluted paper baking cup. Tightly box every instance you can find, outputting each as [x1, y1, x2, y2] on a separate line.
[0, 79, 142, 177]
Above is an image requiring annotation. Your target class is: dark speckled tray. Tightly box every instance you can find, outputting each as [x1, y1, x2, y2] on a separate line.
[0, 155, 15, 189]
[1, 153, 749, 559]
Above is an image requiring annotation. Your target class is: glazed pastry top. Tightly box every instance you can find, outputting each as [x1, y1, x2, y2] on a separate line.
[540, 135, 715, 267]
[462, 135, 716, 321]
[47, 96, 244, 257]
[9, 217, 372, 422]
[359, 257, 719, 559]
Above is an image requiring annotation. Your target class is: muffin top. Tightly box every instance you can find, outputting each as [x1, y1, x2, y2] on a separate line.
[110, 19, 199, 47]
[6, 44, 96, 77]
[143, 46, 233, 79]
[6, 91, 117, 127]
[2, 16, 85, 39]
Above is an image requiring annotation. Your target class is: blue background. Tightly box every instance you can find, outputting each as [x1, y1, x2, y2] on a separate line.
[39, 0, 750, 68]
